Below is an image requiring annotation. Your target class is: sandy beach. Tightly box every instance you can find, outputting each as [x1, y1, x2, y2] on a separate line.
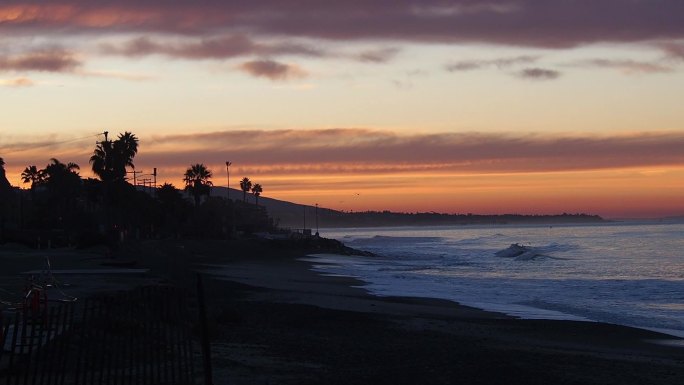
[189, 240, 684, 385]
[3, 239, 684, 385]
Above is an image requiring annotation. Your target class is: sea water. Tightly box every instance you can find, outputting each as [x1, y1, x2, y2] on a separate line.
[309, 223, 684, 337]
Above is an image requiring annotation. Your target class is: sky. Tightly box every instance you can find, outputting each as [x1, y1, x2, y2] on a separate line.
[1, 1, 683, 218]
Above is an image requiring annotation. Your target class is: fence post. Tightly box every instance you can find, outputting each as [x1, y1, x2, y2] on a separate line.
[196, 274, 213, 385]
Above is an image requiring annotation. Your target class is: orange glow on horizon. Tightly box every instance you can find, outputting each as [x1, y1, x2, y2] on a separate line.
[5, 160, 684, 219]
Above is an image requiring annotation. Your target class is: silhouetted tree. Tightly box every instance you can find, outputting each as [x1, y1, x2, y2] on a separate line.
[21, 165, 45, 189]
[90, 132, 139, 183]
[43, 158, 79, 179]
[0, 157, 12, 234]
[183, 164, 213, 207]
[158, 183, 183, 205]
[251, 183, 262, 206]
[0, 157, 10, 191]
[41, 159, 82, 228]
[240, 177, 252, 202]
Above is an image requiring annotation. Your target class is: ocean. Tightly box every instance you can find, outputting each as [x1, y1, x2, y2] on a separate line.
[308, 222, 684, 337]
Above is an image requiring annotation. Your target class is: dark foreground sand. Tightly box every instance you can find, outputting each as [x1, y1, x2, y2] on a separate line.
[3, 239, 684, 385]
[189, 241, 684, 385]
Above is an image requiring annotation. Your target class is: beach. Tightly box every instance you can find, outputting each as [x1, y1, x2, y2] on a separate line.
[190, 240, 684, 385]
[3, 239, 684, 384]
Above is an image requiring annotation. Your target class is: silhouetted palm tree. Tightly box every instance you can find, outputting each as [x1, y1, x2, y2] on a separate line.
[251, 183, 262, 206]
[21, 165, 45, 189]
[90, 132, 139, 183]
[183, 164, 213, 207]
[41, 159, 82, 220]
[44, 158, 80, 179]
[240, 177, 252, 202]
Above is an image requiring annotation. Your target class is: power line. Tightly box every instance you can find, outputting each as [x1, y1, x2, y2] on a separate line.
[0, 132, 105, 155]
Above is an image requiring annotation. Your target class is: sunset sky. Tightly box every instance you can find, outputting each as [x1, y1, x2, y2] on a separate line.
[1, 1, 683, 218]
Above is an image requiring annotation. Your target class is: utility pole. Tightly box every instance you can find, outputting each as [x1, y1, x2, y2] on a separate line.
[315, 203, 319, 236]
[225, 161, 232, 200]
[153, 168, 157, 198]
[127, 170, 142, 186]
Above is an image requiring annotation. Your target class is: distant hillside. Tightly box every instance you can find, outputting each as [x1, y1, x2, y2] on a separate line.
[209, 186, 605, 229]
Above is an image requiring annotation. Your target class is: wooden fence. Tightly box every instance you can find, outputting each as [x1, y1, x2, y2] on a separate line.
[1, 285, 199, 385]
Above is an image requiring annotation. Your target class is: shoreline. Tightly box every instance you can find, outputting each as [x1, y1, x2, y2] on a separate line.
[303, 253, 684, 340]
[193, 244, 684, 384]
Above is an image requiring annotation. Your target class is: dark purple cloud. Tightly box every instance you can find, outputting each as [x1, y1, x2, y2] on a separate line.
[2, 2, 684, 48]
[238, 59, 307, 80]
[100, 35, 324, 60]
[0, 49, 81, 72]
[517, 68, 561, 80]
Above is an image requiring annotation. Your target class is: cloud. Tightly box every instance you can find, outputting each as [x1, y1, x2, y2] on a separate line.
[80, 70, 155, 81]
[446, 55, 539, 71]
[516, 68, 561, 80]
[356, 48, 400, 63]
[2, 2, 684, 48]
[660, 42, 684, 60]
[100, 35, 324, 60]
[573, 59, 673, 74]
[0, 77, 33, 87]
[132, 129, 684, 176]
[238, 60, 308, 81]
[0, 49, 81, 72]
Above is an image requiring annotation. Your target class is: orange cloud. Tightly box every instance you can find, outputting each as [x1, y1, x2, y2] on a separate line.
[0, 77, 33, 87]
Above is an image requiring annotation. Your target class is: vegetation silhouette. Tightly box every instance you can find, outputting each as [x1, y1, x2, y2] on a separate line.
[240, 177, 252, 202]
[183, 164, 213, 207]
[251, 183, 263, 206]
[90, 131, 139, 184]
[0, 157, 13, 237]
[0, 133, 274, 249]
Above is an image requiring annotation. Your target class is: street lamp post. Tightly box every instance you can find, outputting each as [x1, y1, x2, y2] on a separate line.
[225, 161, 232, 200]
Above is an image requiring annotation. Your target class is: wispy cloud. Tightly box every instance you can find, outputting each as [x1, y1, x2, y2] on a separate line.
[0, 48, 81, 72]
[445, 55, 539, 71]
[659, 42, 684, 60]
[79, 70, 155, 81]
[516, 68, 561, 80]
[572, 58, 673, 74]
[0, 77, 33, 87]
[355, 48, 400, 63]
[238, 60, 308, 81]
